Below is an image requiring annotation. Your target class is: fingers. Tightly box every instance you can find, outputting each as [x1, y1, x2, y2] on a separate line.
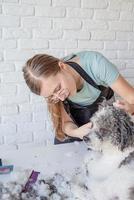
[57, 89, 69, 101]
[116, 99, 125, 105]
[113, 102, 124, 109]
[113, 100, 125, 108]
[49, 97, 59, 104]
[58, 89, 64, 95]
[86, 122, 93, 128]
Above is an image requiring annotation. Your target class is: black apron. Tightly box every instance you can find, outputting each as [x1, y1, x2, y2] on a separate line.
[54, 61, 114, 144]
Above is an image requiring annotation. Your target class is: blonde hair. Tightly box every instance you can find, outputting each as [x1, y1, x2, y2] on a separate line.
[22, 54, 66, 141]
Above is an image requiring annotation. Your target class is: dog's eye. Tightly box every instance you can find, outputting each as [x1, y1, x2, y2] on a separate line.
[83, 136, 91, 143]
[100, 128, 110, 136]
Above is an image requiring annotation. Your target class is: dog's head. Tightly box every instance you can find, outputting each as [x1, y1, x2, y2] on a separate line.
[83, 102, 134, 152]
[83, 130, 104, 152]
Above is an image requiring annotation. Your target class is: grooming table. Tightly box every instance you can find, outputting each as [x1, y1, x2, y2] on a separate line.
[0, 142, 87, 182]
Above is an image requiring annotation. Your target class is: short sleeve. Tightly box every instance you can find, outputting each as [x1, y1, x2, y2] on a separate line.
[94, 52, 120, 86]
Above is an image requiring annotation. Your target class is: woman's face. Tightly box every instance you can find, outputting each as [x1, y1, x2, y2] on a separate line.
[40, 65, 77, 103]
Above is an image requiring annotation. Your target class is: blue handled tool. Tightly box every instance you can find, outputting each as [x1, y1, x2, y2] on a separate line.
[0, 158, 14, 175]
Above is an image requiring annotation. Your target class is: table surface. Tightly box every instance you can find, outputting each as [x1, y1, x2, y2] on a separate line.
[0, 142, 88, 182]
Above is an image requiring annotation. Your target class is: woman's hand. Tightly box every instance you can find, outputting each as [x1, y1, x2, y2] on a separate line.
[72, 122, 93, 139]
[113, 99, 134, 115]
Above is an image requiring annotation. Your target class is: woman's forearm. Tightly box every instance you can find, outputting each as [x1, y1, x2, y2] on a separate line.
[63, 121, 78, 137]
[62, 121, 93, 139]
[111, 75, 134, 105]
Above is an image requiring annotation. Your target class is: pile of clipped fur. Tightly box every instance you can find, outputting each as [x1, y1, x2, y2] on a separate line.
[0, 170, 92, 200]
[1, 153, 134, 200]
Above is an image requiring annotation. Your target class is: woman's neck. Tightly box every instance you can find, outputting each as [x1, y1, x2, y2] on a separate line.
[65, 61, 84, 91]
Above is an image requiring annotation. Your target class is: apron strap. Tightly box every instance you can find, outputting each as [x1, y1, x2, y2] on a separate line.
[65, 61, 101, 91]
[55, 60, 114, 144]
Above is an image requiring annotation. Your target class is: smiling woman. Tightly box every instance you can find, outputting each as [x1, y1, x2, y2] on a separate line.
[22, 51, 134, 144]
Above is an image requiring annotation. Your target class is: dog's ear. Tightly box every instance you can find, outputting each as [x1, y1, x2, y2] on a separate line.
[119, 120, 134, 151]
[95, 130, 104, 141]
[120, 142, 125, 151]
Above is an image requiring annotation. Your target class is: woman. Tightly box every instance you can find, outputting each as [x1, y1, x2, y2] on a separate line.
[22, 51, 134, 144]
[113, 99, 134, 114]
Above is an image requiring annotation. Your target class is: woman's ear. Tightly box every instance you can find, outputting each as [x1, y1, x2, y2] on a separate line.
[58, 61, 67, 71]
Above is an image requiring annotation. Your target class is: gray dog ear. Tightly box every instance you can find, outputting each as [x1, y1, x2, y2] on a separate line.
[118, 120, 134, 151]
[95, 130, 104, 141]
[120, 141, 126, 151]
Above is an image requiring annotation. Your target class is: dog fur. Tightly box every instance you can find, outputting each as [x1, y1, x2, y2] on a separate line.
[83, 100, 134, 152]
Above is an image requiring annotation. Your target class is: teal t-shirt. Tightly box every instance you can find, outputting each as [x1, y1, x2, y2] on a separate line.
[62, 51, 119, 106]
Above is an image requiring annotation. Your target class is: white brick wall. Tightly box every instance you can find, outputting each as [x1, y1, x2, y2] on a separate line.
[0, 0, 134, 149]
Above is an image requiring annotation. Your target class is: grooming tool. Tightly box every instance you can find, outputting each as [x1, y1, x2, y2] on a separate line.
[22, 170, 40, 193]
[0, 158, 14, 174]
[0, 158, 2, 166]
